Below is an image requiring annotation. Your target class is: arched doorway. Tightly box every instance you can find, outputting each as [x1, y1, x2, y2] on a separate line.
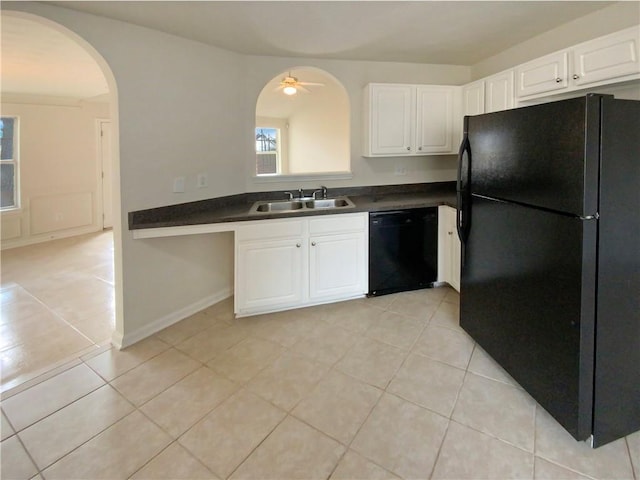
[0, 11, 122, 390]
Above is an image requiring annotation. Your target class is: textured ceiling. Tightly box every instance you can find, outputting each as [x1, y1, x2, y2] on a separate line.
[46, 1, 612, 64]
[1, 1, 615, 99]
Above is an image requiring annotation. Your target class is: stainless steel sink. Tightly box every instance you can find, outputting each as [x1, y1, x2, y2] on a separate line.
[305, 198, 352, 209]
[249, 196, 355, 214]
[254, 200, 305, 212]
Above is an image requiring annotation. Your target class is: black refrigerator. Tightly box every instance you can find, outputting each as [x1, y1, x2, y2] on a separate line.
[456, 94, 640, 447]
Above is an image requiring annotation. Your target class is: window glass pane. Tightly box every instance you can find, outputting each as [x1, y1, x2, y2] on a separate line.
[0, 118, 15, 160]
[256, 128, 277, 153]
[0, 163, 15, 208]
[256, 153, 277, 175]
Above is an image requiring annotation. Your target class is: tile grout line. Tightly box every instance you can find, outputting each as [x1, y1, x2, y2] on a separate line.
[326, 292, 451, 480]
[14, 383, 137, 476]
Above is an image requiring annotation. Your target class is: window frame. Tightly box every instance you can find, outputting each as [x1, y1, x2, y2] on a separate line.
[0, 116, 20, 212]
[255, 126, 281, 176]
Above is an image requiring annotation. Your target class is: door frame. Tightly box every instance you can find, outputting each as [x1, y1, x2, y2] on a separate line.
[96, 118, 112, 229]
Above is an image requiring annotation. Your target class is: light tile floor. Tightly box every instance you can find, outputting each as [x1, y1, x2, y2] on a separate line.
[0, 231, 115, 391]
[1, 232, 639, 479]
[2, 286, 639, 479]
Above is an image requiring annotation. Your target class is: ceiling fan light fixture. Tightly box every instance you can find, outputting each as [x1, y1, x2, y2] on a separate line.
[283, 85, 297, 95]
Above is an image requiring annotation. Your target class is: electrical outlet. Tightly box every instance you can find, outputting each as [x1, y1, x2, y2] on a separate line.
[394, 164, 408, 176]
[173, 176, 185, 193]
[197, 173, 208, 188]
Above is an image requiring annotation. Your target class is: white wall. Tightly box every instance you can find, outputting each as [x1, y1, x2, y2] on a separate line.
[472, 2, 640, 79]
[0, 97, 109, 248]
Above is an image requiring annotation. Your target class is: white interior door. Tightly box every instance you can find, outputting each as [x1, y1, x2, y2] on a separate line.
[100, 120, 113, 228]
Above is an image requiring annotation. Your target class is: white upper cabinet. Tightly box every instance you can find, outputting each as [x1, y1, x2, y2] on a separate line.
[364, 83, 460, 156]
[572, 27, 640, 87]
[366, 84, 414, 155]
[462, 80, 485, 116]
[485, 70, 515, 113]
[463, 71, 515, 115]
[516, 51, 569, 97]
[516, 26, 640, 99]
[415, 86, 457, 154]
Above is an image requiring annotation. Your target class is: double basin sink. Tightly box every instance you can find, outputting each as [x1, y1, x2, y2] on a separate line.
[250, 196, 355, 214]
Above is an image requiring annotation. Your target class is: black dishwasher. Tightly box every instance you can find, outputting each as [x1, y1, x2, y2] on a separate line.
[368, 208, 438, 296]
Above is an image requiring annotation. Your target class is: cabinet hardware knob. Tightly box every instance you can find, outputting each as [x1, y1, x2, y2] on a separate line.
[406, 146, 411, 151]
[296, 243, 301, 248]
[572, 74, 579, 80]
[555, 78, 562, 83]
[448, 231, 453, 235]
[418, 146, 422, 150]
[311, 241, 316, 246]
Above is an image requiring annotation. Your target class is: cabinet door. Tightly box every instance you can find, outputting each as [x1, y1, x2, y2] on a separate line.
[309, 232, 366, 301]
[236, 238, 304, 313]
[369, 84, 414, 155]
[415, 86, 455, 154]
[462, 80, 485, 116]
[485, 70, 514, 113]
[572, 27, 640, 87]
[437, 206, 461, 292]
[448, 212, 461, 292]
[516, 51, 568, 97]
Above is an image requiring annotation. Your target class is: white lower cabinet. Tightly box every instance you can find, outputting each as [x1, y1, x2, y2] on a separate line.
[236, 238, 304, 312]
[235, 212, 368, 316]
[309, 232, 365, 301]
[438, 205, 461, 292]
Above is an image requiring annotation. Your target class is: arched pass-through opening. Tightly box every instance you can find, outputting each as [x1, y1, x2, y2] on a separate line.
[255, 66, 350, 178]
[1, 10, 124, 386]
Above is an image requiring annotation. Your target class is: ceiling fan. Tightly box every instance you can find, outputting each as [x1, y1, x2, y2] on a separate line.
[276, 73, 325, 95]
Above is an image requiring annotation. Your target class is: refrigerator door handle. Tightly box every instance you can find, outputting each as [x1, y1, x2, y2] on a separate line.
[456, 117, 472, 245]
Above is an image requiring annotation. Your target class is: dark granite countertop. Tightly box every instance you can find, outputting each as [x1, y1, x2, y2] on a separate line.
[129, 182, 457, 230]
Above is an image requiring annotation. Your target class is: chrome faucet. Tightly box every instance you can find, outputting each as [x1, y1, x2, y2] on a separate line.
[313, 186, 328, 199]
[298, 188, 306, 199]
[284, 191, 294, 200]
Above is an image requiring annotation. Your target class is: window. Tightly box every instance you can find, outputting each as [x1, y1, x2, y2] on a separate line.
[0, 117, 18, 210]
[255, 127, 280, 175]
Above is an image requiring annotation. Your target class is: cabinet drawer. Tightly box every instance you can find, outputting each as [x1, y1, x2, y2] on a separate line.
[309, 213, 366, 235]
[236, 218, 303, 241]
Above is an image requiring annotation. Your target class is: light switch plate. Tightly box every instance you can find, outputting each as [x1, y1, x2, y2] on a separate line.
[173, 176, 185, 193]
[197, 173, 208, 188]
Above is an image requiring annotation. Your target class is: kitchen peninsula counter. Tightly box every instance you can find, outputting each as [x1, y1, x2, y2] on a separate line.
[129, 182, 456, 238]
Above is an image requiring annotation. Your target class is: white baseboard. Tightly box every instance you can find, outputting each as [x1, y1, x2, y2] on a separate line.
[112, 288, 233, 350]
[0, 225, 102, 250]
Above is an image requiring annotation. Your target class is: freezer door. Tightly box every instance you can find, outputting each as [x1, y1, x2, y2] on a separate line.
[466, 95, 601, 217]
[460, 195, 597, 441]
